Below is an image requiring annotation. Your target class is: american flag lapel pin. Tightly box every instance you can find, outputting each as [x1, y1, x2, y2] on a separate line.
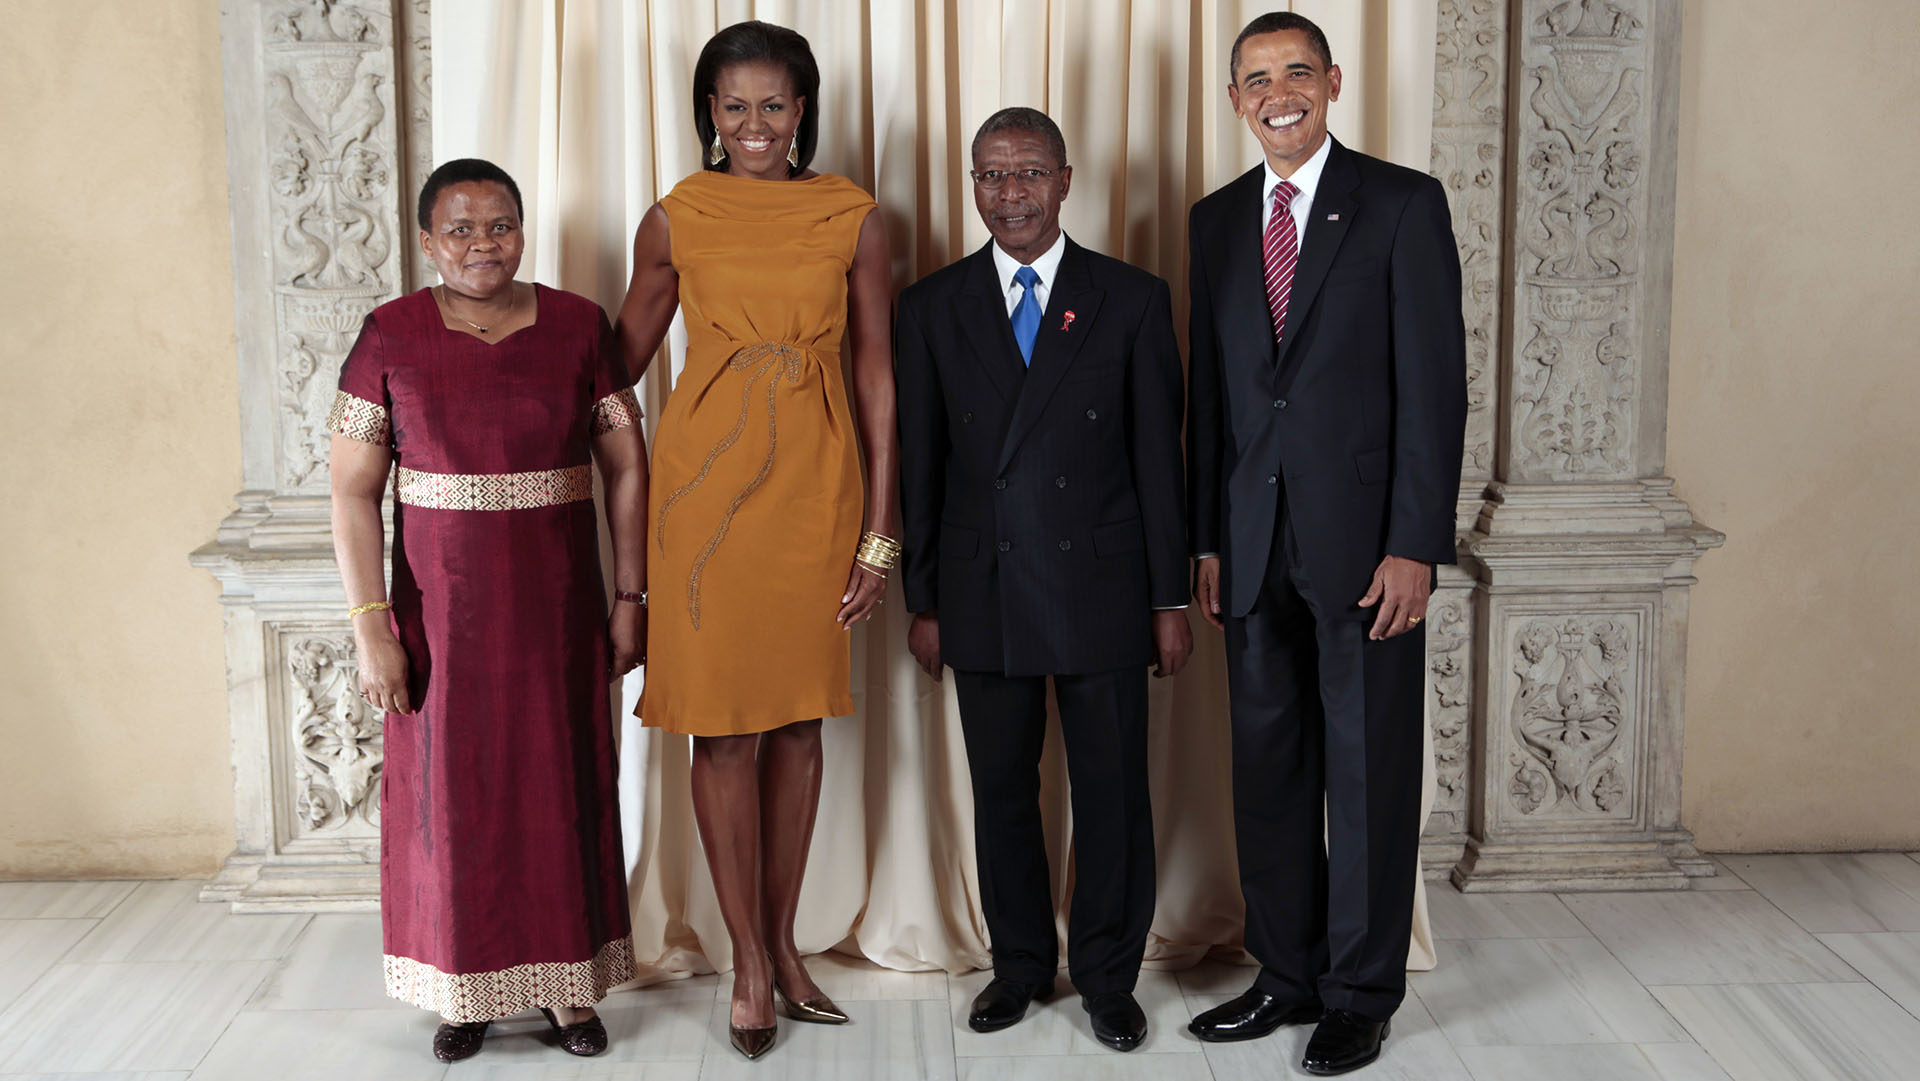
[1327, 212, 1341, 220]
[1061, 310, 1076, 332]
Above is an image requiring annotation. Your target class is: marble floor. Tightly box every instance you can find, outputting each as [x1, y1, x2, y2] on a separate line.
[1, 854, 1919, 1079]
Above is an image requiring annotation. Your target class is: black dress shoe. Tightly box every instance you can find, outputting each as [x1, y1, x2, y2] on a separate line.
[432, 1020, 489, 1062]
[539, 1007, 609, 1056]
[1303, 1009, 1389, 1075]
[1082, 991, 1148, 1052]
[1188, 988, 1324, 1042]
[968, 976, 1056, 1032]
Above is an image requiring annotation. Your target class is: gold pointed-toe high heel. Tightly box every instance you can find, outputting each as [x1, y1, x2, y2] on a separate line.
[775, 982, 850, 1025]
[729, 1022, 777, 1060]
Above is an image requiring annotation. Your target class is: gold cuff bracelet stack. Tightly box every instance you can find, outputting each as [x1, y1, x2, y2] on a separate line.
[348, 600, 392, 618]
[855, 531, 903, 575]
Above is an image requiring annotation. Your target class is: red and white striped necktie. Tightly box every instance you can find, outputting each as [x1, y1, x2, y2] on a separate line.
[1263, 179, 1301, 346]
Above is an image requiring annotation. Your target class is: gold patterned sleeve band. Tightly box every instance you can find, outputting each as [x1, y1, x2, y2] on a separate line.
[328, 391, 392, 446]
[591, 388, 643, 436]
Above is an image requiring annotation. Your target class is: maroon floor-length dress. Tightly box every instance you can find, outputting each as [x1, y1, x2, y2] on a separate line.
[328, 285, 639, 1021]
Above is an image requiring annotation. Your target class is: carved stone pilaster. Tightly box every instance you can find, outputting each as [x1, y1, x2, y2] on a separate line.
[194, 0, 427, 911]
[1448, 0, 1719, 891]
[1431, 0, 1507, 484]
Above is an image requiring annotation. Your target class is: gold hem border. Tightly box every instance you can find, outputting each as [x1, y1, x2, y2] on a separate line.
[383, 935, 637, 1022]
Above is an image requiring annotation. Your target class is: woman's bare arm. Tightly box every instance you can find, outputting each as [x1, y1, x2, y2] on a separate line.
[613, 204, 680, 382]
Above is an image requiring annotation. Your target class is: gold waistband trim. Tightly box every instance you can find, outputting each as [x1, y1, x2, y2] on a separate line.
[394, 465, 592, 510]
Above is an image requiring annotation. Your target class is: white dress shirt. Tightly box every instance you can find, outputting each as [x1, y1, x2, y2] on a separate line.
[990, 231, 1068, 317]
[1260, 134, 1333, 250]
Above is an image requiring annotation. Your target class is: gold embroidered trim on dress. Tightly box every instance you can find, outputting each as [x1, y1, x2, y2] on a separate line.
[591, 387, 643, 435]
[653, 342, 808, 629]
[394, 464, 592, 510]
[328, 390, 391, 446]
[384, 935, 637, 1023]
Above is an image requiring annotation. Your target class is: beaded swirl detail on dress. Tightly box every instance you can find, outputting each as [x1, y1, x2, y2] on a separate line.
[653, 342, 809, 628]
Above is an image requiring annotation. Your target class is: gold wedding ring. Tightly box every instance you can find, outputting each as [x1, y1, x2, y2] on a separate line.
[1408, 615, 1424, 625]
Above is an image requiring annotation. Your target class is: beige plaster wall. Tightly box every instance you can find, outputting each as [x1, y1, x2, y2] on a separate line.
[0, 1, 238, 876]
[1671, 0, 1920, 850]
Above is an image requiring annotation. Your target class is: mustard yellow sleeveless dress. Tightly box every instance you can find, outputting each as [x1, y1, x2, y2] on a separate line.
[640, 171, 876, 735]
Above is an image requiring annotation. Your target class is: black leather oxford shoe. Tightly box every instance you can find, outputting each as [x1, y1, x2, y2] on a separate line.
[1302, 1008, 1389, 1075]
[968, 976, 1055, 1032]
[1082, 991, 1148, 1051]
[1188, 988, 1324, 1042]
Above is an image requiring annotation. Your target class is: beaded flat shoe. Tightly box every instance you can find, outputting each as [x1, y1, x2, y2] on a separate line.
[432, 1020, 489, 1062]
[539, 1007, 609, 1056]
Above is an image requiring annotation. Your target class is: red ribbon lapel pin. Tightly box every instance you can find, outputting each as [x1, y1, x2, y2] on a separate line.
[1061, 310, 1076, 332]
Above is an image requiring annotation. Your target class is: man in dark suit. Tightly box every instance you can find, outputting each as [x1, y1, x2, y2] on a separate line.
[895, 107, 1191, 1053]
[1183, 12, 1466, 1077]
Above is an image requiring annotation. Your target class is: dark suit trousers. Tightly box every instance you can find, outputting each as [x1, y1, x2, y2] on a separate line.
[1224, 506, 1425, 1020]
[951, 667, 1155, 995]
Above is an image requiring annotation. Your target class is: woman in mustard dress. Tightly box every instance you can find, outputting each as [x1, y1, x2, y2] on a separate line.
[612, 21, 898, 1061]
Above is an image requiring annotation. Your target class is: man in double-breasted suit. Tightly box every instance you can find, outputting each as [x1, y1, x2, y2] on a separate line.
[895, 107, 1191, 1053]
[1184, 12, 1467, 1076]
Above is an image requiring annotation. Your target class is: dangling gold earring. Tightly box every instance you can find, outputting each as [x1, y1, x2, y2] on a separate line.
[787, 138, 800, 170]
[708, 132, 726, 167]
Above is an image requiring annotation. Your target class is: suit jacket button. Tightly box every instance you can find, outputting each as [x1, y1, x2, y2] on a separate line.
[1274, 399, 1287, 410]
[994, 478, 1008, 490]
[962, 411, 974, 423]
[1055, 476, 1067, 488]
[998, 540, 1012, 553]
[1058, 540, 1071, 551]
[1085, 409, 1098, 420]
[1268, 474, 1279, 485]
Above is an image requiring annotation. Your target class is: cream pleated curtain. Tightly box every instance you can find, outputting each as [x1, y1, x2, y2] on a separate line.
[433, 0, 1441, 982]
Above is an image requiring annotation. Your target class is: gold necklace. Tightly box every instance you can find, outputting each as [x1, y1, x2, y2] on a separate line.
[437, 284, 513, 335]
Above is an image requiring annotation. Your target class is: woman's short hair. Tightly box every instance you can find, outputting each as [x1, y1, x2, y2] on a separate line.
[692, 20, 821, 176]
[417, 158, 523, 231]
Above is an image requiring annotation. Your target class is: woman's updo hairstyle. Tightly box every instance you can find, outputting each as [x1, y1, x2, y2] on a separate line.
[692, 20, 821, 177]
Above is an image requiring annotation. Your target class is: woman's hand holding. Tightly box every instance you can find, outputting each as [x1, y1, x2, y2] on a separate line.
[609, 600, 646, 679]
[355, 621, 412, 714]
[836, 562, 887, 626]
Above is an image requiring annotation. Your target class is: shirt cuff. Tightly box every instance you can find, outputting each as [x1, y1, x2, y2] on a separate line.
[1152, 604, 1191, 611]
[1192, 552, 1219, 560]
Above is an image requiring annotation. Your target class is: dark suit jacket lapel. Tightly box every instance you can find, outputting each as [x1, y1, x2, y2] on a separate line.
[955, 243, 1024, 404]
[996, 238, 1103, 474]
[1276, 138, 1359, 387]
[1217, 166, 1276, 369]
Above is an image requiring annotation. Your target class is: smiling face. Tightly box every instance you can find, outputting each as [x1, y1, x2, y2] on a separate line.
[1228, 29, 1341, 177]
[710, 60, 805, 180]
[418, 180, 523, 300]
[971, 130, 1071, 262]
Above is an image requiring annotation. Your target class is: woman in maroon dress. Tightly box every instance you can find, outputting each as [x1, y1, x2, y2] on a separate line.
[328, 158, 645, 1063]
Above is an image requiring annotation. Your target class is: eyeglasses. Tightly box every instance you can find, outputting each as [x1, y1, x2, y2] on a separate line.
[969, 167, 1063, 189]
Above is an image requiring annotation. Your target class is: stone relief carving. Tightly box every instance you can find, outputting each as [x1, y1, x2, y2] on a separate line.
[1431, 0, 1505, 480]
[1507, 615, 1636, 819]
[1512, 0, 1646, 479]
[264, 0, 401, 491]
[1426, 595, 1473, 820]
[401, 0, 436, 291]
[285, 634, 384, 831]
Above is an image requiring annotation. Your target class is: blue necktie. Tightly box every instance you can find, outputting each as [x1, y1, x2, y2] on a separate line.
[1010, 265, 1041, 366]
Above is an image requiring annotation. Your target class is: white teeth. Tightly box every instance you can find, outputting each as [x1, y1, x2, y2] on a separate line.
[1265, 111, 1305, 129]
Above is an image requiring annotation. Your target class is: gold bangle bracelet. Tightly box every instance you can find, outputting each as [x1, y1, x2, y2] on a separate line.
[348, 601, 392, 618]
